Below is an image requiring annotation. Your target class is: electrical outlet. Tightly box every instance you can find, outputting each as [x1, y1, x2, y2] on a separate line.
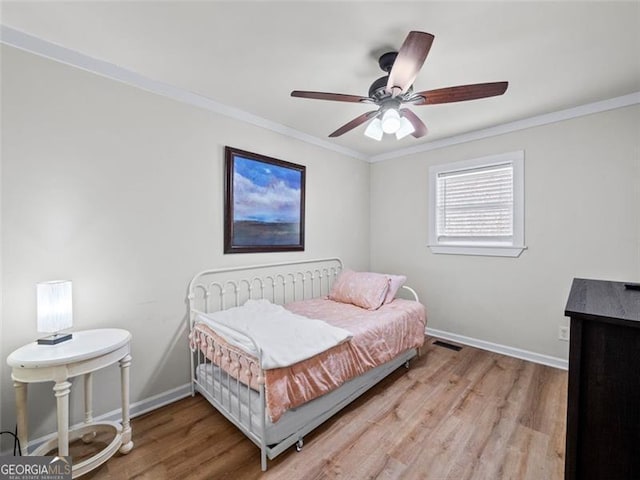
[558, 325, 570, 342]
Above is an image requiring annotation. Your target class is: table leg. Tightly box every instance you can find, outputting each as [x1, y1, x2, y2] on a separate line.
[53, 381, 72, 456]
[82, 373, 96, 443]
[13, 380, 28, 455]
[83, 372, 93, 424]
[119, 354, 133, 454]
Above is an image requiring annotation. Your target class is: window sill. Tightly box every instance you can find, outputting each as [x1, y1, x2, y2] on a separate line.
[428, 244, 527, 257]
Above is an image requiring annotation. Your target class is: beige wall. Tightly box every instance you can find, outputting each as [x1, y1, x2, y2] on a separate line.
[0, 45, 371, 440]
[370, 105, 640, 360]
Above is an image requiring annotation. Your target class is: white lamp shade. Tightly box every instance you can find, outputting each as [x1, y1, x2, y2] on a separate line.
[381, 109, 401, 134]
[364, 118, 384, 141]
[37, 280, 73, 333]
[395, 116, 416, 140]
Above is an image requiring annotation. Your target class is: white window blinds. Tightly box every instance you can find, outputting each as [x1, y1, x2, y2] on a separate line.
[428, 151, 525, 257]
[436, 163, 514, 240]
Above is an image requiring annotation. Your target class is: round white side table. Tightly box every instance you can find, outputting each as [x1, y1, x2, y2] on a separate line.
[7, 328, 134, 478]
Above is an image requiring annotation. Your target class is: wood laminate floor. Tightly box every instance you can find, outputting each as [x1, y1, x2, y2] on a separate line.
[76, 337, 567, 479]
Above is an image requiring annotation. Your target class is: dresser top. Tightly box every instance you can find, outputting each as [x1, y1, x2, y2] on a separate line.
[565, 278, 640, 324]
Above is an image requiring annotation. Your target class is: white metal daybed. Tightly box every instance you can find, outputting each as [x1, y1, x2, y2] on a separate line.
[187, 258, 424, 471]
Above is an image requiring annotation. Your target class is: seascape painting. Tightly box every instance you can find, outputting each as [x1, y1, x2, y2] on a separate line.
[224, 147, 305, 253]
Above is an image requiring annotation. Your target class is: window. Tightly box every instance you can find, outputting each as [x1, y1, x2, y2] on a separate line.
[428, 151, 526, 257]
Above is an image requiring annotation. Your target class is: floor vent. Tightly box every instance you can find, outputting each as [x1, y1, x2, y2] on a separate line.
[433, 340, 463, 351]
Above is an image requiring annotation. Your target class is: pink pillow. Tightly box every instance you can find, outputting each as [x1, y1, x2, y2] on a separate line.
[384, 274, 407, 304]
[328, 270, 390, 310]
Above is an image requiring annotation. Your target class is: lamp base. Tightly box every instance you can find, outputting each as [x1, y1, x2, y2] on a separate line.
[37, 333, 73, 345]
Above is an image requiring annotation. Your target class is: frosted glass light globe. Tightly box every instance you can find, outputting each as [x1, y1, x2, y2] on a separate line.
[381, 109, 401, 134]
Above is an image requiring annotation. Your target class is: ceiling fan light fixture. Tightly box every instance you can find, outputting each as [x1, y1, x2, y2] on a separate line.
[381, 109, 401, 134]
[364, 118, 384, 141]
[395, 116, 415, 140]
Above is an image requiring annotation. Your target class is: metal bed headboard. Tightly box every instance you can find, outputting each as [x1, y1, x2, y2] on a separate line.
[187, 257, 344, 330]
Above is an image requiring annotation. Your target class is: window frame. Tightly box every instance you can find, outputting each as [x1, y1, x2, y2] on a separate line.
[428, 151, 526, 257]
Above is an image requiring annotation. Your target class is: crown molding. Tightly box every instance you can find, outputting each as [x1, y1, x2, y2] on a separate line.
[0, 25, 367, 162]
[369, 91, 640, 163]
[2, 24, 638, 165]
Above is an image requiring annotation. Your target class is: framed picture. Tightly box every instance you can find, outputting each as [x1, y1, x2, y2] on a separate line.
[224, 146, 306, 253]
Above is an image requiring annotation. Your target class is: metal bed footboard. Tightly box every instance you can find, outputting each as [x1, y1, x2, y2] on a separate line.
[187, 258, 343, 470]
[190, 325, 268, 468]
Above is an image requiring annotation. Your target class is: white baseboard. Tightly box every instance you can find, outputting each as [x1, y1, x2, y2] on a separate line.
[1, 383, 192, 456]
[123, 383, 192, 420]
[426, 327, 568, 370]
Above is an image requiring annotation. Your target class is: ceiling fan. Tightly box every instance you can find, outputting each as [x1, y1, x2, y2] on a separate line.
[291, 31, 508, 141]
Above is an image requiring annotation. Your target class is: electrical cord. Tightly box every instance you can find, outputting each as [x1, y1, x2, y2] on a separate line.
[0, 427, 22, 456]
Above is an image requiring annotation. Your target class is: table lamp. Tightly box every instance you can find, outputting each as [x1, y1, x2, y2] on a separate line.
[37, 280, 73, 345]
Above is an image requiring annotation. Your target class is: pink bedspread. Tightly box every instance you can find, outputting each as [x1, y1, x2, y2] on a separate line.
[194, 298, 426, 422]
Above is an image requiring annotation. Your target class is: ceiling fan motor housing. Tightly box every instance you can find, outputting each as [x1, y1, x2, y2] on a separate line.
[368, 76, 390, 100]
[369, 52, 397, 100]
[370, 51, 417, 101]
[368, 75, 413, 102]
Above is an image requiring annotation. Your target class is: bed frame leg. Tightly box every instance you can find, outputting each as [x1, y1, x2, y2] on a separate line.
[261, 448, 267, 471]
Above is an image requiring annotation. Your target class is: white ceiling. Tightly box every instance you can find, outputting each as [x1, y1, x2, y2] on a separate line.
[2, 1, 639, 158]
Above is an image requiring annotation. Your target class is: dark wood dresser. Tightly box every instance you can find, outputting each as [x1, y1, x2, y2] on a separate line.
[564, 278, 640, 480]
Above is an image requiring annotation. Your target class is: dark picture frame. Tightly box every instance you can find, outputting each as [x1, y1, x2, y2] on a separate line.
[224, 147, 306, 254]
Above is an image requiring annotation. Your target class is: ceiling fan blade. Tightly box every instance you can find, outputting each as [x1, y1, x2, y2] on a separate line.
[328, 111, 379, 138]
[414, 81, 508, 105]
[291, 91, 370, 103]
[400, 109, 428, 138]
[386, 31, 435, 97]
